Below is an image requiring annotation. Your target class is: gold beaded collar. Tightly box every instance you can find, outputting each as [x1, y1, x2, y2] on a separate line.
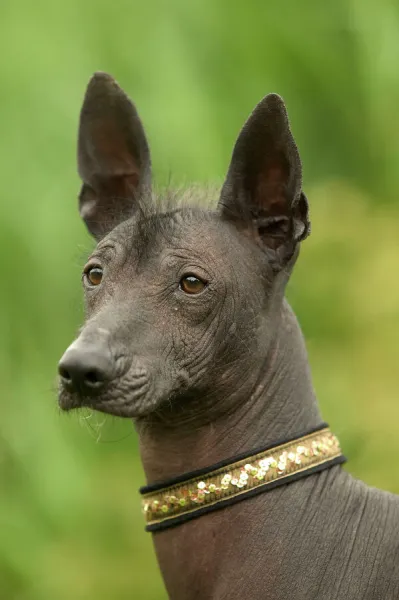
[140, 425, 346, 532]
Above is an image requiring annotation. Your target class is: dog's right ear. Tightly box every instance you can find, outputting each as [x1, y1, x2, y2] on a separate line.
[78, 72, 152, 239]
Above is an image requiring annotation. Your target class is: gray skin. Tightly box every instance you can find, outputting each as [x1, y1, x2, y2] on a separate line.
[58, 72, 399, 599]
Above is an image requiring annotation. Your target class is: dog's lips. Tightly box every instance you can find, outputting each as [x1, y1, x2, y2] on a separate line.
[58, 387, 80, 411]
[58, 376, 157, 418]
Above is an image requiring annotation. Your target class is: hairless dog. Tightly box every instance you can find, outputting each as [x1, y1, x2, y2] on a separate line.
[58, 73, 399, 599]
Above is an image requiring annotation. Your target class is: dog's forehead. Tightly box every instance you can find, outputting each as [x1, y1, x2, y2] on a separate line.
[99, 207, 220, 253]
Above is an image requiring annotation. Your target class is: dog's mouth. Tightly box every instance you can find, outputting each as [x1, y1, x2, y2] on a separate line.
[58, 373, 159, 418]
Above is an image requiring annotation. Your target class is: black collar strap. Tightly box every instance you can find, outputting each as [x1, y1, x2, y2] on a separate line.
[140, 424, 346, 532]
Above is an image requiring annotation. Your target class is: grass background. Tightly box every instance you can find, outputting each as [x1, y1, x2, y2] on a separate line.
[1, 1, 399, 598]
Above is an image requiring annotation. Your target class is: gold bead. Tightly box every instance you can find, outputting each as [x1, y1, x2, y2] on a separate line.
[221, 474, 232, 485]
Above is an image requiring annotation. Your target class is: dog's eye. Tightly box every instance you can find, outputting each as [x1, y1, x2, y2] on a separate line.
[85, 266, 103, 286]
[179, 275, 207, 295]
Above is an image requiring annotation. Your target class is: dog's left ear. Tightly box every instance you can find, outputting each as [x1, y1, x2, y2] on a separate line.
[219, 94, 310, 265]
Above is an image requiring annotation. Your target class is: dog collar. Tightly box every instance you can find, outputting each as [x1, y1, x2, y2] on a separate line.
[140, 424, 346, 532]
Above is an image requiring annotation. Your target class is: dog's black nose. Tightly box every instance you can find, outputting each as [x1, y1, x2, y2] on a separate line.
[58, 343, 114, 396]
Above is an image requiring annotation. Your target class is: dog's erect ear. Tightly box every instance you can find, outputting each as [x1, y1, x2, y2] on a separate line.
[219, 94, 310, 265]
[78, 72, 151, 239]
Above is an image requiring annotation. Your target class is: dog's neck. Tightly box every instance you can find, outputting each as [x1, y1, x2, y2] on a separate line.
[136, 303, 345, 598]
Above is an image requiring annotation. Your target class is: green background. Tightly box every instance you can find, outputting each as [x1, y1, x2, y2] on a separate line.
[1, 1, 399, 598]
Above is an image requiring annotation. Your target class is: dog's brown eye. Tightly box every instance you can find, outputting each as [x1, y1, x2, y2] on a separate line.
[179, 275, 206, 295]
[85, 267, 103, 286]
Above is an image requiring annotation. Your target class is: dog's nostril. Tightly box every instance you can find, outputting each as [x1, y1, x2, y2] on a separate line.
[59, 365, 72, 381]
[85, 370, 102, 385]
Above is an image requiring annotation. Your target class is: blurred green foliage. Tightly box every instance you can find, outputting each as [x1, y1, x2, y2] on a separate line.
[1, 1, 399, 598]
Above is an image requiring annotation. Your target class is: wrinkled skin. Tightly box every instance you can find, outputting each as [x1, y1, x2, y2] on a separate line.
[59, 211, 279, 421]
[58, 73, 399, 599]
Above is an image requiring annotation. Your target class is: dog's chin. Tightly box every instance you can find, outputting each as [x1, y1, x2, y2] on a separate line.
[58, 386, 162, 419]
